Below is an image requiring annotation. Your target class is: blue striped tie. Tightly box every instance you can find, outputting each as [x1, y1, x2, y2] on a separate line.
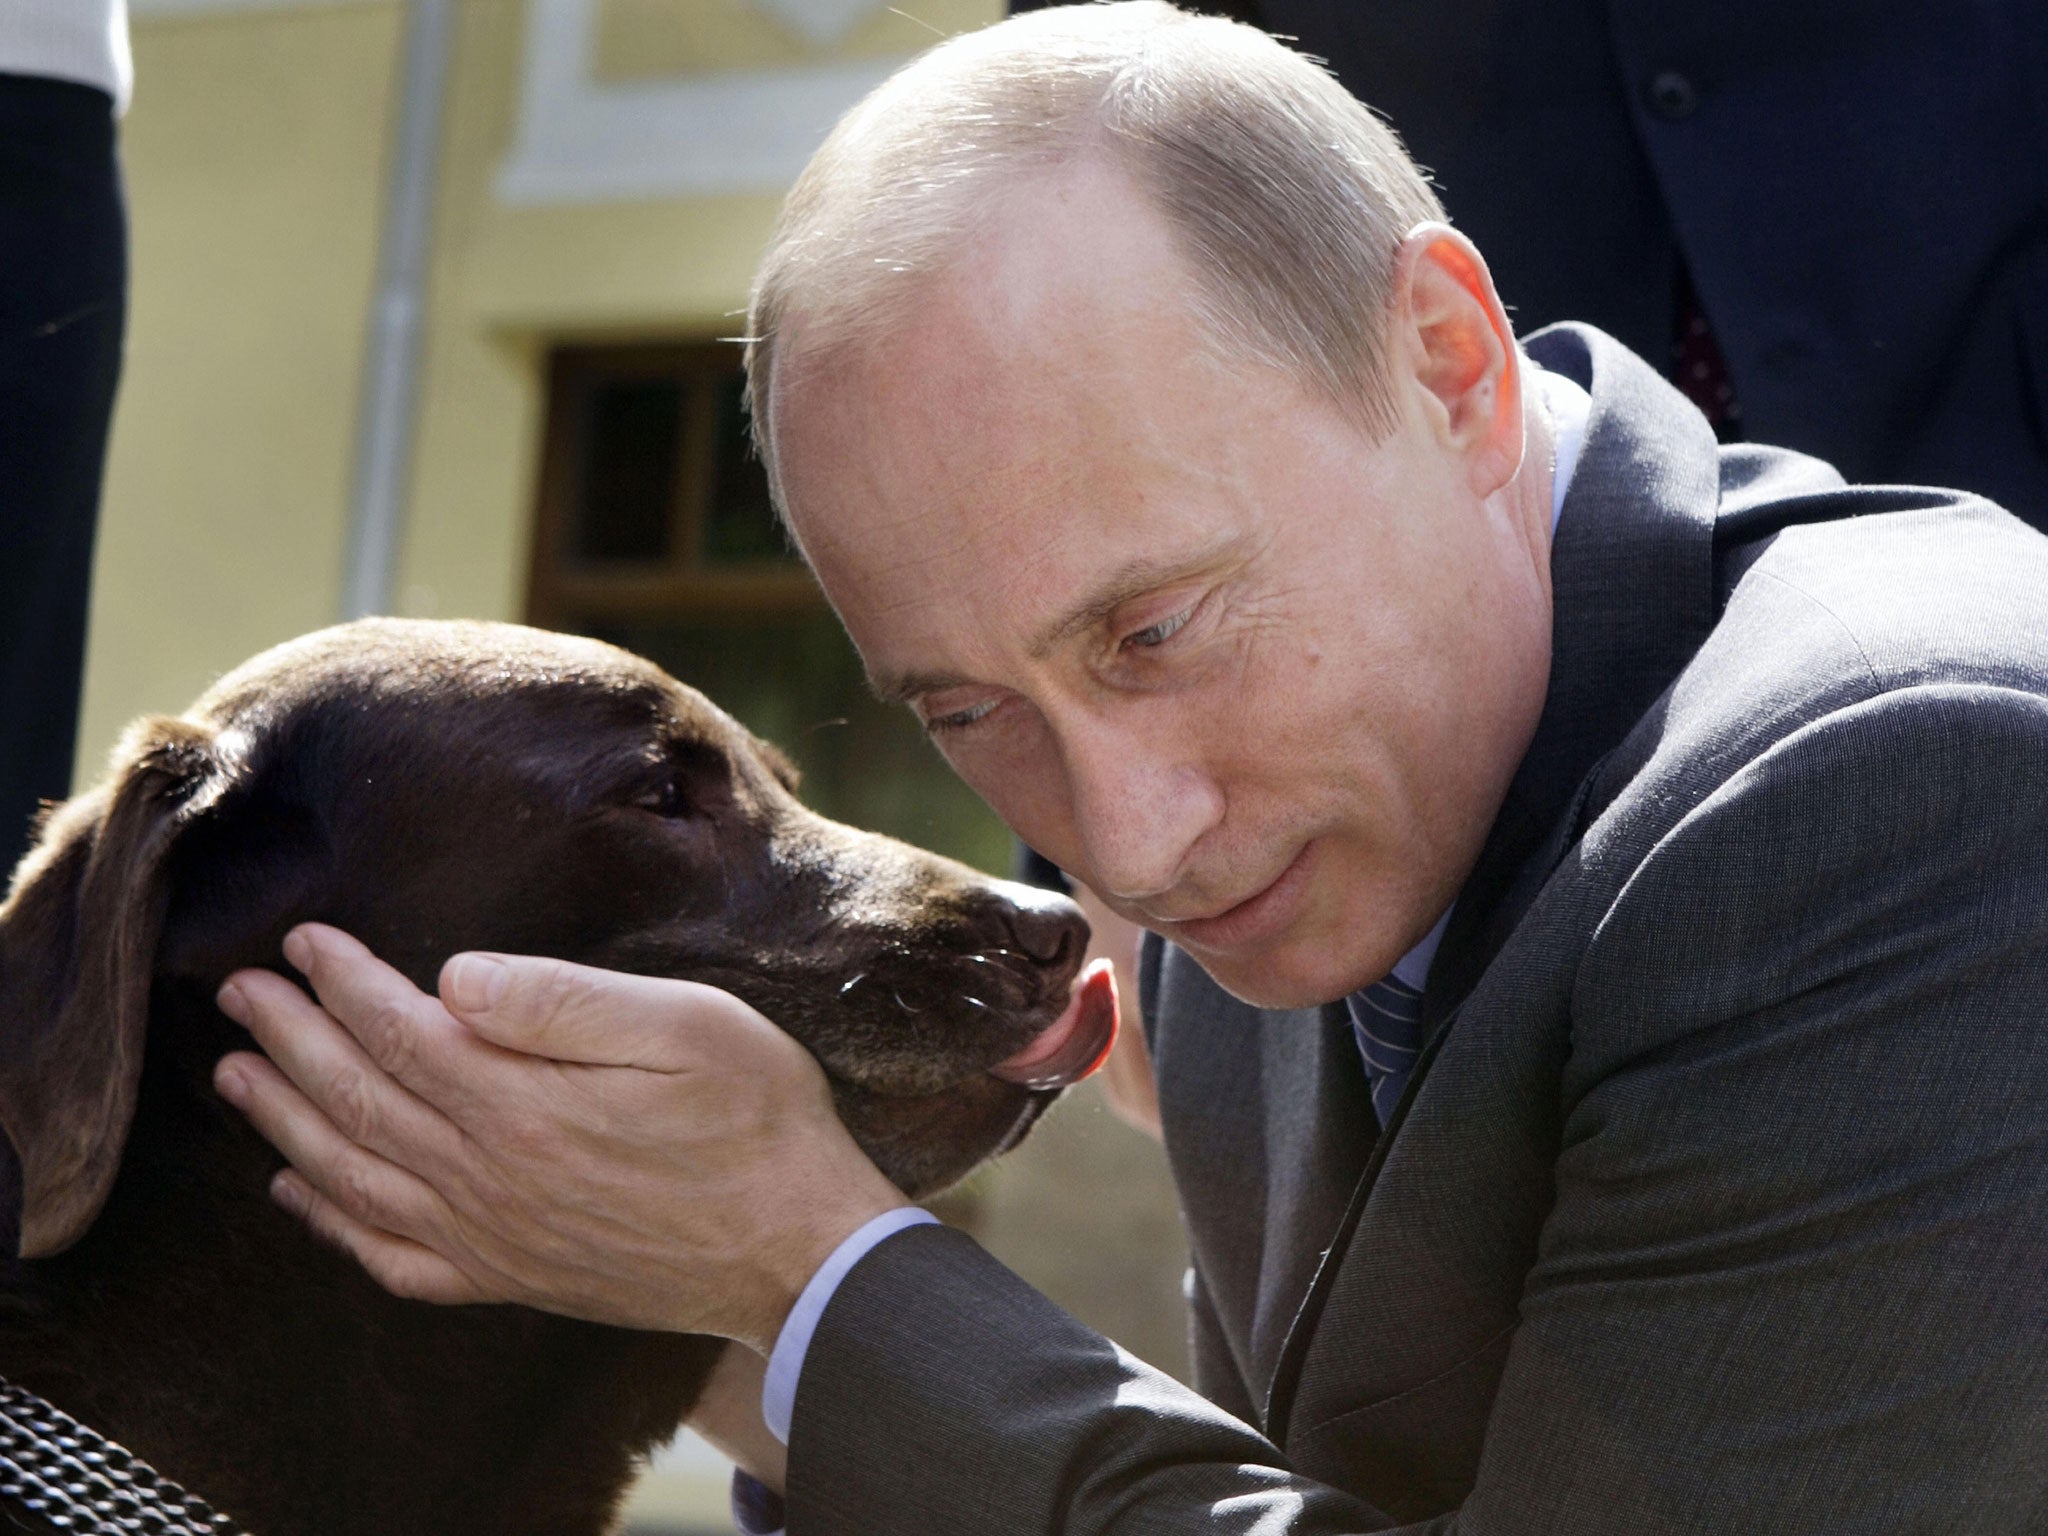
[1347, 975, 1424, 1127]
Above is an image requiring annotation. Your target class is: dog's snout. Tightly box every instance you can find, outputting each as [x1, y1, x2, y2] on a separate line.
[982, 878, 1089, 971]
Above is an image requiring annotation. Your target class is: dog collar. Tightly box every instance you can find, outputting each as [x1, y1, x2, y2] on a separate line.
[0, 1376, 247, 1535]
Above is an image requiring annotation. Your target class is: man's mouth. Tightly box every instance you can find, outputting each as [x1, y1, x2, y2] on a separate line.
[1151, 841, 1317, 952]
[989, 959, 1120, 1090]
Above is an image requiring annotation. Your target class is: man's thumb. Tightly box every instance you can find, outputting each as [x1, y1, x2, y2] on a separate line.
[442, 953, 511, 1014]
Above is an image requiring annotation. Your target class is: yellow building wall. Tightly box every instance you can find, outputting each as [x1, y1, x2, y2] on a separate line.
[591, 0, 995, 78]
[80, 0, 405, 778]
[85, 0, 1001, 772]
[393, 0, 796, 632]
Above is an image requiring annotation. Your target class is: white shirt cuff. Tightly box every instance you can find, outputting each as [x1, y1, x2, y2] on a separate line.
[761, 1206, 938, 1444]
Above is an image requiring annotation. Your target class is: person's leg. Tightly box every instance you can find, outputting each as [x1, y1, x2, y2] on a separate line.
[0, 72, 126, 874]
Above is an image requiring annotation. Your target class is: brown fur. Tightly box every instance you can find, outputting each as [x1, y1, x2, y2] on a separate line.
[0, 618, 1085, 1536]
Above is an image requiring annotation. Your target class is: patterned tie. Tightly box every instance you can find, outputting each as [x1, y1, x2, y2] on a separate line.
[1347, 974, 1424, 1127]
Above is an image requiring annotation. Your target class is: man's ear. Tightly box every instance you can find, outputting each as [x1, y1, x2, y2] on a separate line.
[0, 716, 222, 1258]
[1390, 222, 1525, 496]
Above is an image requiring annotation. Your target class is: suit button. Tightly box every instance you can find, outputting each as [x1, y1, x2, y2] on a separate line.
[1645, 69, 1700, 120]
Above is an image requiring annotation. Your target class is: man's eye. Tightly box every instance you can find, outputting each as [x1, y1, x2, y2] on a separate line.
[925, 698, 1001, 734]
[1123, 605, 1194, 651]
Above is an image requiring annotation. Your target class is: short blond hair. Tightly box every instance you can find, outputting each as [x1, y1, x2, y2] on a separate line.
[744, 1, 1446, 498]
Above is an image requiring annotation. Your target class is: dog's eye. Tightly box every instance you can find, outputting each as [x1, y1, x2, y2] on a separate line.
[629, 779, 689, 818]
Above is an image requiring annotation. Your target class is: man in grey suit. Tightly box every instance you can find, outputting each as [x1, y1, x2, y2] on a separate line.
[215, 4, 2048, 1530]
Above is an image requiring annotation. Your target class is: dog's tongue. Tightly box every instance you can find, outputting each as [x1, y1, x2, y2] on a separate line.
[989, 959, 1120, 1090]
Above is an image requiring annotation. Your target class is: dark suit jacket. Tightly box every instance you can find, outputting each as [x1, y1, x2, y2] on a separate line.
[786, 326, 2048, 1533]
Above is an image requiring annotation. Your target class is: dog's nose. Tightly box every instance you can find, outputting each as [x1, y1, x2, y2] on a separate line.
[983, 878, 1088, 970]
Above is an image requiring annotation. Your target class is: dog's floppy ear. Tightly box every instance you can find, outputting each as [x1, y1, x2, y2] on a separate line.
[0, 717, 220, 1258]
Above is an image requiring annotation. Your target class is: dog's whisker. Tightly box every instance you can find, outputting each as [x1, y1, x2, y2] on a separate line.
[973, 946, 1040, 984]
[839, 973, 867, 995]
[893, 990, 922, 1013]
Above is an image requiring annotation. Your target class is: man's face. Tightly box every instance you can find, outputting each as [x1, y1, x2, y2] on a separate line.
[775, 165, 1552, 1009]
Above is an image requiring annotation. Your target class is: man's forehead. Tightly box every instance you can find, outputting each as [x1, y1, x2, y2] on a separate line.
[778, 304, 1241, 579]
[777, 162, 1207, 420]
[955, 160, 1199, 330]
[766, 161, 1298, 695]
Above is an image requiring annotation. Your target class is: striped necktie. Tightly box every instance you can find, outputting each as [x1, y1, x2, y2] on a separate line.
[1347, 974, 1424, 1127]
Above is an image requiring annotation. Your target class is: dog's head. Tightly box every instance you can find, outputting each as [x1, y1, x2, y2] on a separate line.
[0, 618, 1109, 1258]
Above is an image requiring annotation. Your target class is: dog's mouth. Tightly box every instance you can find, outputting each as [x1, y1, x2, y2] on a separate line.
[759, 923, 1100, 1097]
[986, 958, 1119, 1090]
[800, 951, 1118, 1197]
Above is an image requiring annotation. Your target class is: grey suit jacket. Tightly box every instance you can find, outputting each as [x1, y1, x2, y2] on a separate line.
[785, 326, 2048, 1533]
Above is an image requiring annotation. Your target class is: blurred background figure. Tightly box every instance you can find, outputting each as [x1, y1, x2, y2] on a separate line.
[0, 2, 130, 873]
[1018, 0, 2048, 521]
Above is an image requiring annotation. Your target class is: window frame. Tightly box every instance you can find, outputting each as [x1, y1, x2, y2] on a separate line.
[526, 340, 820, 631]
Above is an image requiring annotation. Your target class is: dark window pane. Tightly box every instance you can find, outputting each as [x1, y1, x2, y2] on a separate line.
[701, 371, 791, 567]
[585, 609, 1011, 875]
[572, 379, 682, 563]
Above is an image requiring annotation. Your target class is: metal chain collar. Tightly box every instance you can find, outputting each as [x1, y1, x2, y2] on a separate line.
[0, 1378, 249, 1535]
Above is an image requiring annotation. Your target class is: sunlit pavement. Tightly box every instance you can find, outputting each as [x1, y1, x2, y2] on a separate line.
[621, 1429, 741, 1536]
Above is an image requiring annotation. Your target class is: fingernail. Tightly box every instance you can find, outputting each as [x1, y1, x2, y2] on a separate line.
[269, 1170, 305, 1217]
[281, 928, 313, 974]
[214, 1061, 248, 1107]
[216, 979, 249, 1024]
[443, 953, 508, 1013]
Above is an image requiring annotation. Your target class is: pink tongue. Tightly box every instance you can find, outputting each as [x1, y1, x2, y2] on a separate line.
[990, 959, 1121, 1089]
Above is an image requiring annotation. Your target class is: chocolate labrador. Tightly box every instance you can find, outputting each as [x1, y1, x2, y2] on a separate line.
[0, 618, 1117, 1536]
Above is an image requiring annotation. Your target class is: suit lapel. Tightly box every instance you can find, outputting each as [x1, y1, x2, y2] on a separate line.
[1247, 999, 1383, 1391]
[1146, 948, 1379, 1416]
[1258, 324, 1726, 1451]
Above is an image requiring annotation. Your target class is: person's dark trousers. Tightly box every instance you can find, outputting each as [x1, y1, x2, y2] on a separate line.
[0, 73, 125, 877]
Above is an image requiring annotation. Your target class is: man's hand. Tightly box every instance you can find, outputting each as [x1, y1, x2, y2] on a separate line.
[211, 923, 908, 1355]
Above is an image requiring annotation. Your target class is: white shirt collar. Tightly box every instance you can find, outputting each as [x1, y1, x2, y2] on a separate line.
[1538, 362, 1592, 532]
[1389, 906, 1453, 991]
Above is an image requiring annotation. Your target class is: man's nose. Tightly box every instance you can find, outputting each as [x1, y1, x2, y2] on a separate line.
[1063, 724, 1223, 905]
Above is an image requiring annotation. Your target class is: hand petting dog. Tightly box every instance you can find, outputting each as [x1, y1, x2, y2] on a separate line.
[214, 922, 908, 1358]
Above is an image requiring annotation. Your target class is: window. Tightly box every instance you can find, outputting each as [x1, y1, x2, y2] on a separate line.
[528, 342, 1011, 874]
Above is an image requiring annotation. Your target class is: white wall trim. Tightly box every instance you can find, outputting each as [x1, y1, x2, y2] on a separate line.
[496, 0, 909, 205]
[131, 0, 385, 16]
[752, 0, 893, 49]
